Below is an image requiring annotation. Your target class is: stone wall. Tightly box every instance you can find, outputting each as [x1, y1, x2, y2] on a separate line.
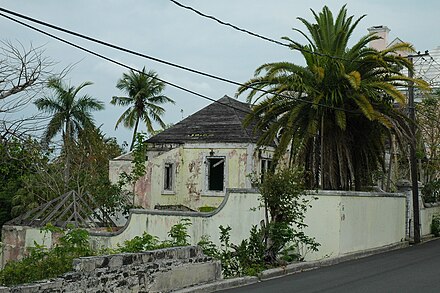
[0, 246, 221, 293]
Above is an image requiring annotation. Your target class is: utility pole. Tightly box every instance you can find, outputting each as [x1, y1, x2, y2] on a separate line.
[407, 51, 429, 244]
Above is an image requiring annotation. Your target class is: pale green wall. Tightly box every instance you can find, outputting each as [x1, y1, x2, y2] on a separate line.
[89, 190, 407, 262]
[129, 143, 264, 210]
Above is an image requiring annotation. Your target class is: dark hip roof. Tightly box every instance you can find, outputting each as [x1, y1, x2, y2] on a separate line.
[146, 95, 261, 144]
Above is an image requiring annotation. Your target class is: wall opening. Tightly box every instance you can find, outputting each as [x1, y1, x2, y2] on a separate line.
[164, 163, 173, 191]
[207, 157, 225, 191]
[260, 158, 272, 181]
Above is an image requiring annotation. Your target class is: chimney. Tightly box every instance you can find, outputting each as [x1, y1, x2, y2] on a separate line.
[367, 25, 390, 51]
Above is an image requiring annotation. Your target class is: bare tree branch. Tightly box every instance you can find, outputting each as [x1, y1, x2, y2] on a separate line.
[0, 40, 61, 142]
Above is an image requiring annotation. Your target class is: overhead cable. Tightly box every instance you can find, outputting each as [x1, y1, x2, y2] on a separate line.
[0, 7, 359, 114]
[169, 0, 355, 62]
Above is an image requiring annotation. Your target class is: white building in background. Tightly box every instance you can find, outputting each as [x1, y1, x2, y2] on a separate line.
[368, 25, 440, 94]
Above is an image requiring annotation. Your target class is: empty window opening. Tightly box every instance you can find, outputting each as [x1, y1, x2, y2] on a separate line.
[164, 163, 173, 191]
[261, 158, 272, 181]
[208, 158, 225, 191]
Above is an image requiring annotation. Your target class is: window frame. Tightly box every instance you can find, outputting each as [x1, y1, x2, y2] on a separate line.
[162, 162, 175, 194]
[205, 156, 227, 195]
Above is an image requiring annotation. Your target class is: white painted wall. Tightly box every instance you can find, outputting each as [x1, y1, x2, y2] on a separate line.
[421, 204, 440, 236]
[89, 189, 407, 261]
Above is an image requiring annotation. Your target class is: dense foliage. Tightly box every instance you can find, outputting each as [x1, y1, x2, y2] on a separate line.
[111, 67, 174, 150]
[0, 139, 49, 231]
[199, 168, 319, 278]
[237, 5, 429, 190]
[0, 220, 193, 286]
[416, 92, 440, 184]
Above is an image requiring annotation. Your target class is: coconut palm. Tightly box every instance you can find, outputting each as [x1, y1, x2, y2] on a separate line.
[237, 5, 428, 190]
[111, 68, 174, 150]
[34, 77, 104, 186]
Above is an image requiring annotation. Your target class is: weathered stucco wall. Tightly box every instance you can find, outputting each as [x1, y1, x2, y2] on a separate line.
[1, 225, 53, 268]
[0, 246, 221, 293]
[89, 189, 406, 261]
[110, 143, 263, 211]
[303, 191, 406, 259]
[1, 190, 407, 266]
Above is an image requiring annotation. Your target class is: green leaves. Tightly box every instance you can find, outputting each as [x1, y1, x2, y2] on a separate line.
[111, 67, 174, 150]
[238, 5, 425, 190]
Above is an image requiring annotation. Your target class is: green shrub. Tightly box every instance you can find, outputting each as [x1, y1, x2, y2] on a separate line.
[431, 214, 440, 237]
[422, 180, 440, 203]
[0, 225, 94, 286]
[118, 232, 160, 253]
[0, 219, 194, 286]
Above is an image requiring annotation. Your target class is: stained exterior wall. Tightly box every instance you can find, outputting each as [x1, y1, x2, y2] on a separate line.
[1, 225, 54, 268]
[89, 189, 407, 262]
[2, 189, 408, 266]
[110, 142, 266, 211]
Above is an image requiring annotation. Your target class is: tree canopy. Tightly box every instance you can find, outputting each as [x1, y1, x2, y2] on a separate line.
[237, 5, 429, 190]
[111, 67, 174, 150]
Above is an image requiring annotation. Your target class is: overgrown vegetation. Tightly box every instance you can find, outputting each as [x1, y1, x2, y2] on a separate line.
[198, 168, 319, 278]
[431, 215, 440, 237]
[422, 179, 440, 203]
[0, 219, 193, 286]
[0, 224, 93, 286]
[417, 92, 440, 184]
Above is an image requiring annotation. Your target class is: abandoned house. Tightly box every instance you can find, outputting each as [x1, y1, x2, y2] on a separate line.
[109, 95, 274, 211]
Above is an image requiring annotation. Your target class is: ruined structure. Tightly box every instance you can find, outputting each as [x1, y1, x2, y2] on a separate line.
[109, 95, 274, 211]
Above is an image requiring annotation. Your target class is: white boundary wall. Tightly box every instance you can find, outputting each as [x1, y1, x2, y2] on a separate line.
[89, 189, 406, 261]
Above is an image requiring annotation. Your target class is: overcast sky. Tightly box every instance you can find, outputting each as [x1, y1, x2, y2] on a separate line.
[1, 0, 439, 148]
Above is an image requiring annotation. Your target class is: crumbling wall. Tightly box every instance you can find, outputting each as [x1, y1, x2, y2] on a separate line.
[0, 246, 221, 293]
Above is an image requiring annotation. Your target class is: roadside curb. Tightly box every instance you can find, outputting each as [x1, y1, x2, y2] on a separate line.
[174, 241, 409, 292]
[174, 276, 259, 293]
[259, 241, 408, 281]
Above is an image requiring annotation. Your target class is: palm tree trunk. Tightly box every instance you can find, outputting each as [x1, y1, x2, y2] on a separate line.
[64, 120, 71, 191]
[130, 117, 140, 151]
[320, 115, 325, 189]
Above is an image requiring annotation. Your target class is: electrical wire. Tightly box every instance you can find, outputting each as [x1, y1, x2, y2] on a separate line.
[0, 7, 359, 114]
[170, 0, 290, 48]
[169, 0, 356, 62]
[0, 11, 252, 115]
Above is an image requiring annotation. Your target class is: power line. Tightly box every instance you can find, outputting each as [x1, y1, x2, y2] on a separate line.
[0, 11, 251, 116]
[169, 0, 356, 62]
[170, 0, 290, 48]
[0, 6, 359, 114]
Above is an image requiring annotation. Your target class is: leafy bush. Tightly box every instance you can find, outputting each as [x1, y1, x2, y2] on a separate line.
[198, 168, 320, 278]
[254, 168, 319, 263]
[198, 206, 217, 213]
[431, 214, 440, 237]
[118, 232, 160, 253]
[0, 219, 194, 286]
[0, 225, 94, 286]
[422, 180, 440, 203]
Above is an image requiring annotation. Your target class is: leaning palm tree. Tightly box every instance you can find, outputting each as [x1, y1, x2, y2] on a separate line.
[111, 67, 174, 150]
[35, 77, 104, 186]
[237, 5, 429, 190]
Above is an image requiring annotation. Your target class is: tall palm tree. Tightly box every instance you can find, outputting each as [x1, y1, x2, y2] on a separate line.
[34, 77, 104, 186]
[111, 67, 174, 150]
[237, 5, 429, 190]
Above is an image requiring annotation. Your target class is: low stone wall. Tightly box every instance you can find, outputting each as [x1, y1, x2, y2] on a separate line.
[0, 246, 221, 293]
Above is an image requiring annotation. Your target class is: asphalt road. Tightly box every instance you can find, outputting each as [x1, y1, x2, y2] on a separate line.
[220, 239, 440, 293]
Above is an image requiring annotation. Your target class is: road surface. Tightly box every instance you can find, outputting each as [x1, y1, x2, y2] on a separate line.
[220, 239, 440, 293]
